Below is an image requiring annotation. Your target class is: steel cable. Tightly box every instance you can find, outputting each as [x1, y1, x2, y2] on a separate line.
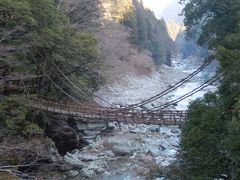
[126, 56, 215, 109]
[149, 75, 221, 111]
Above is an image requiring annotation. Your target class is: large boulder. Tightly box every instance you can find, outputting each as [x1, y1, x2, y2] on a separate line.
[70, 118, 108, 144]
[108, 140, 134, 156]
[66, 170, 79, 178]
[45, 114, 88, 155]
[111, 144, 133, 156]
[64, 150, 109, 178]
[64, 152, 87, 169]
[148, 126, 160, 132]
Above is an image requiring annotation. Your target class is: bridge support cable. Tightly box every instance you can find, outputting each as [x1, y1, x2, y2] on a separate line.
[148, 75, 221, 111]
[126, 56, 215, 109]
[148, 59, 240, 111]
[50, 60, 95, 102]
[19, 79, 31, 104]
[44, 73, 89, 107]
[29, 41, 109, 110]
[34, 33, 215, 111]
[33, 34, 115, 108]
[30, 40, 95, 103]
[41, 73, 116, 112]
[52, 61, 114, 107]
[51, 60, 94, 99]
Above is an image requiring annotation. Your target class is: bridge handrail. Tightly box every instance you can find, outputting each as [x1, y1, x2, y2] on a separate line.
[27, 98, 188, 126]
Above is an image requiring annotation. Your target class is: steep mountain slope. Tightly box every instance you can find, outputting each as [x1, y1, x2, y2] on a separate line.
[97, 0, 174, 82]
[97, 21, 155, 80]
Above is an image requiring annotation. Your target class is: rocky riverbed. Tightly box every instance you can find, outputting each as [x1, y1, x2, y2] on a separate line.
[64, 124, 181, 179]
[95, 64, 187, 108]
[96, 55, 218, 110]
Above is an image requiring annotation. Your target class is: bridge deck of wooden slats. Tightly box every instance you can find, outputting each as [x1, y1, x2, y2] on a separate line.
[29, 99, 187, 126]
[0, 75, 188, 126]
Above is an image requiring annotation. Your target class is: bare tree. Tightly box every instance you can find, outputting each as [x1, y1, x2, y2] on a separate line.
[56, 0, 101, 31]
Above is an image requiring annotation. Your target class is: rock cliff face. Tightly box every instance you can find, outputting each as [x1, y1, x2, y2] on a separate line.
[44, 114, 87, 156]
[42, 114, 111, 156]
[166, 21, 185, 41]
[159, 0, 184, 24]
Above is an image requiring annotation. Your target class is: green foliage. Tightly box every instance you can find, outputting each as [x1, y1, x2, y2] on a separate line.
[0, 0, 104, 143]
[0, 0, 34, 27]
[222, 99, 240, 179]
[24, 123, 44, 136]
[30, 0, 66, 29]
[0, 95, 27, 134]
[180, 0, 240, 178]
[1, 0, 103, 100]
[0, 95, 43, 136]
[180, 0, 240, 47]
[181, 93, 228, 178]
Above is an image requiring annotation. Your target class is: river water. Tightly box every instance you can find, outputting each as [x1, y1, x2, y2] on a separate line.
[68, 55, 219, 179]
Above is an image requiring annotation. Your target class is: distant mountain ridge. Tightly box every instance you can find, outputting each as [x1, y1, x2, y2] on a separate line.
[165, 20, 208, 58]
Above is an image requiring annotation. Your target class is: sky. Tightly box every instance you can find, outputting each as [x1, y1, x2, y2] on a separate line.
[141, 0, 184, 24]
[142, 0, 174, 14]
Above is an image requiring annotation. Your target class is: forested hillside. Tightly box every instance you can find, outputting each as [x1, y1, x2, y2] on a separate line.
[102, 0, 173, 66]
[0, 0, 104, 178]
[0, 0, 103, 99]
[169, 0, 240, 179]
[0, 0, 105, 135]
[131, 0, 173, 66]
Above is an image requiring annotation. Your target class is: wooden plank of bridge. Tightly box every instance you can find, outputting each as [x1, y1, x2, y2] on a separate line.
[28, 99, 187, 126]
[131, 111, 137, 124]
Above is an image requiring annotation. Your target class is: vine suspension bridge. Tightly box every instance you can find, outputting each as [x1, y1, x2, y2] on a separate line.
[0, 58, 218, 126]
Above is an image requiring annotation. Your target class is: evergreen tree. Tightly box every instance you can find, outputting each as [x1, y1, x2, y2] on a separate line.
[179, 0, 240, 178]
[181, 93, 228, 178]
[0, 0, 103, 99]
